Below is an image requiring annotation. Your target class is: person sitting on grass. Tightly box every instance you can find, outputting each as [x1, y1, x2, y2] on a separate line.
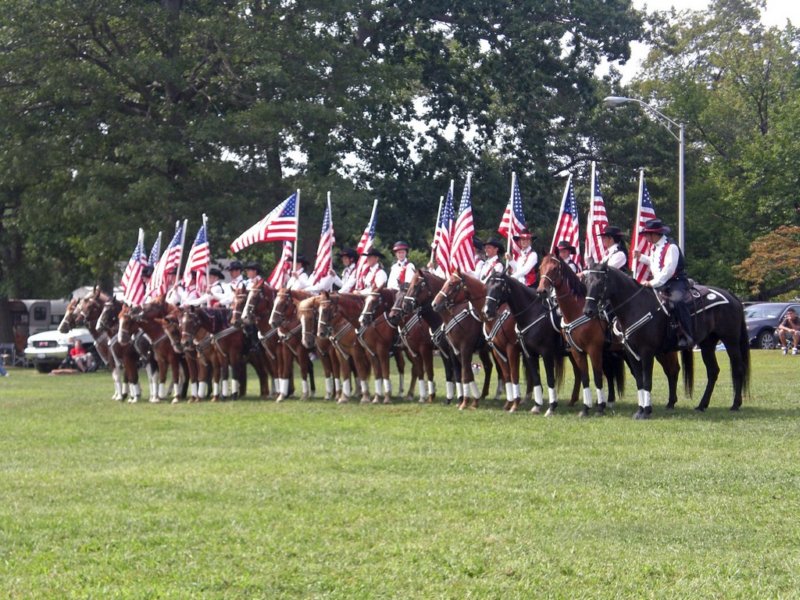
[777, 308, 800, 355]
[69, 340, 92, 372]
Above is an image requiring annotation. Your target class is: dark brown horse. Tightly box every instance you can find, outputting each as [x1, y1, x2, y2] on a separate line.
[269, 289, 316, 402]
[180, 307, 232, 401]
[158, 305, 207, 402]
[387, 286, 436, 403]
[237, 284, 281, 398]
[317, 292, 374, 403]
[359, 288, 413, 403]
[227, 288, 275, 399]
[95, 297, 143, 403]
[297, 295, 345, 401]
[583, 264, 749, 416]
[426, 272, 497, 410]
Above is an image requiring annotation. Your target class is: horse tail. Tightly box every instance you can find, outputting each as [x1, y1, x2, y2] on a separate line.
[554, 352, 565, 391]
[613, 351, 625, 397]
[681, 349, 694, 397]
[739, 317, 751, 399]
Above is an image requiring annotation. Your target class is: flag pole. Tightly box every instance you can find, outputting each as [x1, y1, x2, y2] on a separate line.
[292, 189, 300, 271]
[202, 214, 209, 293]
[550, 174, 573, 254]
[586, 162, 596, 261]
[175, 219, 188, 286]
[631, 169, 645, 275]
[506, 172, 517, 251]
[430, 194, 444, 265]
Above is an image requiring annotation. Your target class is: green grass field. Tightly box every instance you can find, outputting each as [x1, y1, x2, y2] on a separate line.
[1, 351, 799, 599]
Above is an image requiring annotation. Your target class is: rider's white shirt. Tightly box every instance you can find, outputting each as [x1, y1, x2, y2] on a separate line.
[359, 263, 388, 294]
[639, 235, 679, 287]
[387, 260, 416, 290]
[506, 247, 538, 284]
[601, 244, 627, 270]
[478, 255, 504, 283]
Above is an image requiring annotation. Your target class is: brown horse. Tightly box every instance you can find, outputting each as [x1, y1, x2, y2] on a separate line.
[269, 289, 317, 402]
[358, 288, 415, 403]
[236, 284, 281, 398]
[158, 305, 207, 402]
[227, 289, 274, 399]
[95, 297, 144, 403]
[180, 307, 231, 401]
[433, 271, 528, 411]
[296, 295, 345, 401]
[317, 292, 374, 403]
[387, 286, 436, 403]
[119, 302, 185, 403]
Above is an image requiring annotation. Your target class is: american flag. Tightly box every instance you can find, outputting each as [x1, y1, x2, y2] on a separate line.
[121, 229, 147, 306]
[230, 192, 299, 253]
[147, 232, 162, 267]
[149, 220, 184, 296]
[630, 172, 657, 283]
[499, 173, 527, 261]
[584, 163, 609, 266]
[433, 184, 455, 274]
[310, 200, 335, 285]
[551, 176, 582, 265]
[268, 241, 293, 289]
[450, 174, 476, 274]
[184, 217, 210, 292]
[354, 199, 378, 288]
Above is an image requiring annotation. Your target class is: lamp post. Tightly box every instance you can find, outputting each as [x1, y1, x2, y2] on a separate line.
[603, 95, 685, 251]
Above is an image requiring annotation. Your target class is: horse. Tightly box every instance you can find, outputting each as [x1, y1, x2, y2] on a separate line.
[227, 288, 274, 399]
[157, 305, 207, 402]
[387, 286, 436, 403]
[96, 297, 144, 403]
[237, 284, 282, 398]
[537, 255, 627, 417]
[296, 295, 345, 401]
[428, 271, 499, 410]
[484, 272, 578, 415]
[180, 306, 231, 401]
[317, 292, 374, 403]
[118, 303, 185, 403]
[582, 263, 750, 415]
[269, 289, 317, 402]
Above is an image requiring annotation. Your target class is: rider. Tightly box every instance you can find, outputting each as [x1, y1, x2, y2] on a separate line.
[777, 308, 800, 355]
[244, 262, 264, 290]
[227, 260, 246, 292]
[478, 238, 505, 283]
[187, 267, 233, 308]
[387, 241, 416, 291]
[555, 240, 581, 274]
[634, 218, 694, 349]
[506, 228, 537, 286]
[140, 265, 158, 304]
[598, 225, 629, 272]
[357, 248, 388, 294]
[287, 255, 311, 291]
[336, 248, 359, 292]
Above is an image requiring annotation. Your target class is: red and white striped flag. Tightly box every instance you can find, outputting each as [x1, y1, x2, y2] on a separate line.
[550, 175, 582, 266]
[184, 216, 210, 292]
[148, 220, 185, 297]
[230, 192, 299, 253]
[433, 183, 455, 274]
[450, 173, 476, 274]
[584, 162, 608, 266]
[268, 241, 293, 289]
[630, 170, 657, 283]
[499, 173, 527, 261]
[354, 199, 378, 288]
[121, 228, 147, 306]
[310, 197, 335, 285]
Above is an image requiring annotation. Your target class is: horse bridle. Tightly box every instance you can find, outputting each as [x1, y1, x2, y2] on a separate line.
[433, 276, 466, 311]
[270, 290, 293, 327]
[403, 277, 427, 313]
[484, 274, 508, 316]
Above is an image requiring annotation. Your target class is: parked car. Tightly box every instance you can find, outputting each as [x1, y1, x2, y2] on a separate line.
[744, 302, 800, 349]
[24, 328, 95, 373]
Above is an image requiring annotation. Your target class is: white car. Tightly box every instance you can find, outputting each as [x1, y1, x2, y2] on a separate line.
[24, 328, 95, 373]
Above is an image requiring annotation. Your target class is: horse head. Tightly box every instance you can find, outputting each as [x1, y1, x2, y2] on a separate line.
[159, 310, 184, 353]
[484, 272, 509, 319]
[117, 304, 136, 345]
[317, 292, 335, 337]
[388, 286, 407, 326]
[432, 272, 466, 313]
[403, 269, 435, 315]
[537, 255, 563, 298]
[270, 289, 293, 328]
[582, 264, 609, 319]
[96, 299, 119, 334]
[360, 289, 381, 326]
[298, 296, 319, 350]
[180, 306, 202, 346]
[230, 288, 248, 328]
[58, 299, 80, 334]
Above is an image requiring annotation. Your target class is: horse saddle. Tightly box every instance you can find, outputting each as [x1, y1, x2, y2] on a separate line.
[207, 308, 230, 331]
[686, 282, 730, 315]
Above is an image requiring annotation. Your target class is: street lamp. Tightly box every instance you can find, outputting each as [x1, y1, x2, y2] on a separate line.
[603, 95, 685, 251]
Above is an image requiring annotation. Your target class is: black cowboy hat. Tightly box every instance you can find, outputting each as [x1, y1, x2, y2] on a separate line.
[227, 260, 243, 271]
[472, 237, 485, 251]
[556, 240, 577, 254]
[639, 218, 671, 235]
[209, 267, 225, 280]
[142, 265, 154, 277]
[295, 255, 310, 268]
[363, 248, 385, 259]
[337, 247, 358, 260]
[597, 225, 625, 239]
[244, 262, 262, 274]
[392, 240, 410, 252]
[512, 228, 536, 242]
[484, 238, 505, 252]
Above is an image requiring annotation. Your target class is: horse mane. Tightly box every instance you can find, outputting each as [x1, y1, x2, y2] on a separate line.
[551, 254, 586, 298]
[503, 272, 540, 299]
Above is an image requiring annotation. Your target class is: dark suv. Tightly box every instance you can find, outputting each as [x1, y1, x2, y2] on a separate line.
[744, 302, 800, 349]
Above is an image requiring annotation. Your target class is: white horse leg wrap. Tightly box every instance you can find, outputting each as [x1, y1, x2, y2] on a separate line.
[190, 382, 198, 398]
[158, 383, 166, 399]
[172, 383, 180, 398]
[282, 378, 290, 396]
[418, 380, 426, 400]
[334, 378, 342, 393]
[469, 381, 479, 399]
[596, 387, 606, 405]
[231, 379, 239, 396]
[374, 379, 383, 395]
[446, 381, 454, 400]
[221, 379, 229, 398]
[212, 381, 219, 397]
[637, 389, 645, 407]
[360, 380, 369, 394]
[534, 385, 544, 406]
[342, 379, 352, 397]
[548, 387, 558, 406]
[198, 381, 208, 399]
[455, 382, 463, 399]
[505, 382, 514, 403]
[398, 374, 404, 393]
[325, 377, 333, 396]
[582, 387, 593, 408]
[428, 380, 436, 396]
[643, 390, 652, 408]
[302, 379, 309, 396]
[512, 383, 520, 400]
[383, 378, 392, 396]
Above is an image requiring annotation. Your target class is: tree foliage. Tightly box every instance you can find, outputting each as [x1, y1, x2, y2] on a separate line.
[733, 225, 800, 299]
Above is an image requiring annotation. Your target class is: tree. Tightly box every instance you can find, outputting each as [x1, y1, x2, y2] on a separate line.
[733, 226, 800, 299]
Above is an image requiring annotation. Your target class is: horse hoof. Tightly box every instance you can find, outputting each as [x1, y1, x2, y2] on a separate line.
[275, 395, 284, 403]
[595, 403, 606, 417]
[531, 404, 542, 415]
[694, 405, 705, 412]
[502, 400, 511, 411]
[544, 407, 555, 417]
[509, 399, 520, 413]
[578, 406, 590, 418]
[383, 397, 392, 405]
[730, 404, 741, 411]
[128, 398, 138, 404]
[149, 398, 161, 404]
[665, 403, 676, 411]
[171, 397, 180, 404]
[231, 393, 239, 401]
[337, 397, 349, 404]
[211, 396, 219, 403]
